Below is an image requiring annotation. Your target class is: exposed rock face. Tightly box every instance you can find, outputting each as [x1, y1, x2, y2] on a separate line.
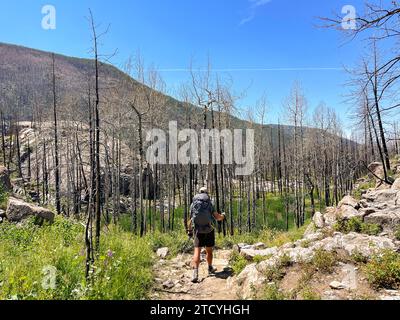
[5, 197, 54, 223]
[0, 165, 12, 191]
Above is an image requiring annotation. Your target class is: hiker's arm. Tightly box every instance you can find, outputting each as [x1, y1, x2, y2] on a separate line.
[213, 212, 225, 221]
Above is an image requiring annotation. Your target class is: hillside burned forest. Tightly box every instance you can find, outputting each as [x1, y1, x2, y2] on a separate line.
[1, 0, 400, 304]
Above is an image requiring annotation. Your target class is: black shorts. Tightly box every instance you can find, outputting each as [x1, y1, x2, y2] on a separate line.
[194, 230, 215, 248]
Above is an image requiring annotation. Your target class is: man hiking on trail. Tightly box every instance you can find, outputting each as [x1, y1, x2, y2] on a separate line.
[187, 187, 225, 283]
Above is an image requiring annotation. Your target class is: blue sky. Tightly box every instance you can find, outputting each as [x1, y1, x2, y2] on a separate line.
[0, 0, 369, 129]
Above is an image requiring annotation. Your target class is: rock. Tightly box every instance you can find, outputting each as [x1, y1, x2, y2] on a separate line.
[323, 207, 338, 226]
[303, 231, 324, 242]
[240, 247, 278, 260]
[368, 162, 384, 180]
[313, 232, 397, 258]
[230, 263, 266, 299]
[363, 211, 400, 231]
[312, 212, 325, 229]
[391, 178, 400, 191]
[338, 196, 359, 209]
[282, 247, 314, 263]
[303, 223, 316, 237]
[0, 165, 12, 191]
[253, 242, 266, 249]
[362, 189, 399, 209]
[156, 247, 169, 259]
[5, 197, 54, 223]
[329, 281, 346, 290]
[341, 264, 358, 290]
[322, 290, 340, 300]
[337, 205, 360, 220]
[162, 279, 175, 289]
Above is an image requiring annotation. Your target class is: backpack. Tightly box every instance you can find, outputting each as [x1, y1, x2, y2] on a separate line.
[191, 194, 213, 234]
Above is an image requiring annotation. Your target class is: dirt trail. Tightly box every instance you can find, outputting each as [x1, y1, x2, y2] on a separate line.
[151, 249, 238, 300]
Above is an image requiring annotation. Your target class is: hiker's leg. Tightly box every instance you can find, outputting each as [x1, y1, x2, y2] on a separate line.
[205, 247, 213, 266]
[192, 247, 201, 269]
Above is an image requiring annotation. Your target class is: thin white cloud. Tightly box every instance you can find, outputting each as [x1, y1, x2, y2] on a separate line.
[152, 67, 344, 72]
[240, 0, 272, 25]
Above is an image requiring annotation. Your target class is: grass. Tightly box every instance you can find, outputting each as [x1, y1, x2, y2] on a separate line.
[216, 223, 309, 250]
[310, 249, 338, 273]
[262, 283, 287, 300]
[229, 251, 249, 275]
[299, 286, 321, 300]
[394, 226, 400, 241]
[0, 216, 154, 300]
[353, 180, 375, 199]
[364, 250, 400, 289]
[0, 183, 8, 210]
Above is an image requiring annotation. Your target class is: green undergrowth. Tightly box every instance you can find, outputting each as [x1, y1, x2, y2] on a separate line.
[0, 216, 154, 300]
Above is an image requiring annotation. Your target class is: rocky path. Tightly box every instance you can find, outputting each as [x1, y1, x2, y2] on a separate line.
[151, 249, 238, 300]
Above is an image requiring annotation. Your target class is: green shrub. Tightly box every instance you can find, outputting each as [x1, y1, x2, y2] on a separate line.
[394, 226, 400, 241]
[0, 217, 154, 300]
[311, 249, 337, 273]
[299, 286, 321, 300]
[264, 264, 286, 282]
[364, 250, 400, 289]
[334, 217, 382, 236]
[360, 223, 382, 236]
[0, 183, 8, 209]
[229, 251, 248, 275]
[253, 255, 269, 264]
[351, 250, 368, 264]
[262, 283, 287, 300]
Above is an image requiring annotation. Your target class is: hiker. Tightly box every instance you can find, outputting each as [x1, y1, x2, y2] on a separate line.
[187, 187, 225, 283]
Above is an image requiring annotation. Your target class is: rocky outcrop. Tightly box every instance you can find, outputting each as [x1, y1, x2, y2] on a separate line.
[5, 197, 54, 223]
[0, 165, 12, 191]
[358, 189, 400, 232]
[229, 231, 398, 299]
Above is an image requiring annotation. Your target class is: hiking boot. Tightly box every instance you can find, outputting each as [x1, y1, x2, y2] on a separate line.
[208, 265, 217, 275]
[191, 269, 199, 283]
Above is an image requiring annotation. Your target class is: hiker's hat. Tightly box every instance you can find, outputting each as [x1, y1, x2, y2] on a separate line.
[199, 187, 208, 194]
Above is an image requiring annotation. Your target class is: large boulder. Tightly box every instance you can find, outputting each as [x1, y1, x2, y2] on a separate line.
[363, 211, 400, 232]
[5, 197, 54, 223]
[228, 263, 267, 299]
[391, 178, 400, 191]
[156, 247, 169, 259]
[0, 166, 12, 191]
[338, 196, 359, 210]
[312, 212, 325, 229]
[337, 205, 360, 220]
[323, 207, 338, 226]
[368, 162, 384, 180]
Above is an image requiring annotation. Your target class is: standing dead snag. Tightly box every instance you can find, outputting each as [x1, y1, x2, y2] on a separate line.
[130, 100, 145, 237]
[88, 9, 102, 252]
[51, 53, 61, 215]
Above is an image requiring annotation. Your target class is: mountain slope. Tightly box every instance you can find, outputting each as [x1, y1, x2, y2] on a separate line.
[0, 42, 350, 148]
